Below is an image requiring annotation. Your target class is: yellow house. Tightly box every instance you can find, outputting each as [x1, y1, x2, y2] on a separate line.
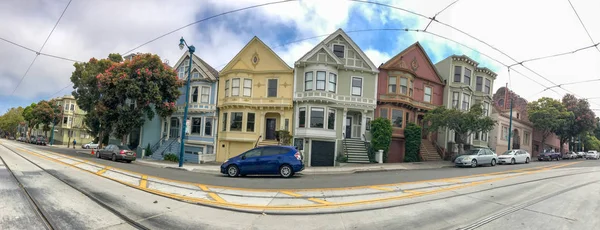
[216, 36, 294, 162]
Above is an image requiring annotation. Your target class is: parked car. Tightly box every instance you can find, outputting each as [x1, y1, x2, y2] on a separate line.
[29, 136, 37, 144]
[562, 152, 578, 160]
[82, 142, 99, 149]
[586, 151, 599, 160]
[221, 145, 304, 178]
[96, 144, 136, 163]
[454, 148, 498, 168]
[36, 136, 47, 145]
[498, 149, 531, 164]
[538, 151, 561, 161]
[577, 152, 587, 158]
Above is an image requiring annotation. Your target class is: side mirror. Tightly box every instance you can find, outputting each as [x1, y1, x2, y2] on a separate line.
[241, 155, 246, 160]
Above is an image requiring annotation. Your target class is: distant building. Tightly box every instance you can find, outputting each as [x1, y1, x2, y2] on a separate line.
[489, 87, 533, 155]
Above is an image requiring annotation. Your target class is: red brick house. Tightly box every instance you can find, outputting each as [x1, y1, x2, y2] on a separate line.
[375, 42, 445, 162]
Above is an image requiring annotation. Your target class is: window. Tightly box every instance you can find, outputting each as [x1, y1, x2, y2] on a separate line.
[204, 118, 213, 136]
[244, 148, 262, 158]
[70, 104, 74, 111]
[424, 86, 432, 103]
[328, 73, 337, 92]
[285, 119, 289, 131]
[462, 93, 470, 110]
[191, 118, 201, 134]
[310, 108, 324, 128]
[299, 108, 306, 128]
[474, 132, 480, 140]
[388, 76, 397, 93]
[267, 79, 278, 97]
[483, 102, 490, 116]
[464, 68, 471, 85]
[352, 77, 362, 96]
[243, 79, 252, 97]
[476, 76, 483, 92]
[230, 112, 242, 131]
[191, 86, 198, 103]
[231, 78, 240, 96]
[333, 44, 344, 58]
[201, 86, 210, 103]
[485, 79, 491, 94]
[328, 109, 335, 130]
[206, 145, 214, 154]
[392, 109, 403, 128]
[501, 126, 509, 140]
[178, 66, 185, 79]
[316, 71, 326, 90]
[454, 66, 462, 82]
[246, 113, 255, 132]
[225, 80, 229, 97]
[400, 78, 408, 94]
[304, 72, 313, 90]
[193, 72, 200, 79]
[63, 117, 68, 124]
[517, 113, 520, 119]
[524, 132, 530, 144]
[366, 118, 371, 130]
[405, 112, 410, 124]
[482, 132, 487, 141]
[452, 92, 460, 109]
[380, 108, 388, 119]
[409, 80, 414, 96]
[222, 113, 227, 131]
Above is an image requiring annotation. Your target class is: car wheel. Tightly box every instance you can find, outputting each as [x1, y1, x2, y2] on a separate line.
[227, 165, 239, 177]
[525, 158, 530, 164]
[470, 159, 477, 168]
[111, 154, 116, 162]
[491, 159, 496, 166]
[511, 158, 516, 165]
[126, 160, 132, 163]
[280, 164, 293, 178]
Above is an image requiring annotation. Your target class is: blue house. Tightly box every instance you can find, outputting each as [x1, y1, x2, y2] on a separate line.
[143, 52, 219, 163]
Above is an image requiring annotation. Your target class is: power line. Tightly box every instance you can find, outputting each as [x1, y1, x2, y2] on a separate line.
[121, 0, 298, 55]
[424, 0, 460, 31]
[48, 83, 73, 99]
[567, 0, 600, 53]
[11, 0, 72, 96]
[508, 42, 599, 67]
[0, 37, 82, 62]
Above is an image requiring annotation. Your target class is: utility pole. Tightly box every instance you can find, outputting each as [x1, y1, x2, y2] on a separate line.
[178, 37, 195, 168]
[507, 85, 514, 150]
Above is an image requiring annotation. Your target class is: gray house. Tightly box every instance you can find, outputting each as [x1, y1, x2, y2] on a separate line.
[293, 29, 379, 166]
[434, 55, 497, 155]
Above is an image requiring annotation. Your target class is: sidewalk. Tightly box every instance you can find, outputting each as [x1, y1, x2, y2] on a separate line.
[134, 159, 455, 175]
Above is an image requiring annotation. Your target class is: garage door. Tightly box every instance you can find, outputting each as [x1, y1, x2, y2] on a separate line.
[311, 141, 335, 166]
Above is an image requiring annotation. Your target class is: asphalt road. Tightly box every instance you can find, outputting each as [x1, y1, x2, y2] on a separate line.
[10, 141, 600, 189]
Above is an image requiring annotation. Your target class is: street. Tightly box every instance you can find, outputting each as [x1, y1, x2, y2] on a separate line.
[2, 140, 600, 229]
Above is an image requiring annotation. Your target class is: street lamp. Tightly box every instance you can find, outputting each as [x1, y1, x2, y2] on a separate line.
[177, 37, 195, 167]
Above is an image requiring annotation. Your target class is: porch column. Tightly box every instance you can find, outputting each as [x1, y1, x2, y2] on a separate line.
[260, 112, 265, 139]
[361, 110, 367, 140]
[279, 111, 285, 130]
[342, 108, 348, 138]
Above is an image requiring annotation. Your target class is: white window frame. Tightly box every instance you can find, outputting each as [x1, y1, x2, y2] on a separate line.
[424, 86, 432, 103]
[327, 108, 336, 130]
[191, 117, 202, 135]
[463, 67, 472, 85]
[266, 78, 278, 97]
[192, 72, 200, 79]
[190, 86, 199, 103]
[452, 92, 460, 109]
[304, 72, 313, 91]
[298, 107, 307, 128]
[400, 77, 408, 95]
[328, 73, 337, 93]
[483, 102, 490, 116]
[316, 71, 326, 91]
[200, 86, 210, 103]
[388, 76, 397, 93]
[231, 78, 240, 96]
[462, 93, 470, 111]
[501, 126, 509, 140]
[309, 107, 325, 129]
[203, 117, 213, 137]
[243, 79, 252, 97]
[332, 44, 345, 59]
[224, 80, 230, 97]
[351, 76, 363, 97]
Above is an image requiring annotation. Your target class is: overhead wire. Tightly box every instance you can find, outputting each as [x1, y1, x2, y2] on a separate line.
[0, 37, 83, 62]
[424, 0, 460, 31]
[567, 0, 600, 53]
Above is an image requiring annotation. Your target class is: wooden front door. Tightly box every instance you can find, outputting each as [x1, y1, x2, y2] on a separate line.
[265, 118, 276, 140]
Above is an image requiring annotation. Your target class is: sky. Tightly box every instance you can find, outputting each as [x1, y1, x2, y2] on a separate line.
[1, 0, 600, 115]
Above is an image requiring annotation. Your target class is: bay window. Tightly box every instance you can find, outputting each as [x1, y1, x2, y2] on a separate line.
[328, 73, 337, 92]
[388, 76, 397, 93]
[310, 108, 324, 128]
[232, 78, 240, 96]
[243, 79, 252, 97]
[316, 71, 326, 90]
[304, 72, 313, 90]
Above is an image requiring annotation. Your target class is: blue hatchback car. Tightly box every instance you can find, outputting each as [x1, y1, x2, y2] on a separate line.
[220, 145, 304, 178]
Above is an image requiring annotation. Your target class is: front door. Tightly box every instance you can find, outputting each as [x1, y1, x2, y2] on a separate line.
[345, 117, 352, 138]
[265, 118, 276, 140]
[169, 117, 180, 138]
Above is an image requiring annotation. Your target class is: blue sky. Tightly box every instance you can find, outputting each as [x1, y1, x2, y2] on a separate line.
[1, 0, 599, 115]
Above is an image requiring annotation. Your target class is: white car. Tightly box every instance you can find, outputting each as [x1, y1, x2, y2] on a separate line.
[577, 152, 587, 158]
[82, 142, 99, 149]
[455, 148, 498, 168]
[562, 152, 578, 159]
[498, 149, 531, 164]
[585, 151, 599, 160]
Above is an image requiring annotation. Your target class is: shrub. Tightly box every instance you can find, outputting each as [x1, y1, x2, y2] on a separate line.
[163, 153, 179, 162]
[404, 122, 422, 162]
[145, 143, 153, 156]
[276, 130, 293, 145]
[370, 118, 393, 162]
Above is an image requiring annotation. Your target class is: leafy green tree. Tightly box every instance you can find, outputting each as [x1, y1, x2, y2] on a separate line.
[370, 118, 393, 162]
[0, 107, 25, 136]
[424, 103, 496, 156]
[559, 94, 596, 151]
[404, 122, 422, 162]
[33, 100, 62, 138]
[527, 97, 571, 152]
[22, 103, 38, 139]
[583, 134, 600, 151]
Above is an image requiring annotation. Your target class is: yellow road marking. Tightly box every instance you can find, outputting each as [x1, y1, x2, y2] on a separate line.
[308, 198, 332, 205]
[280, 190, 303, 197]
[198, 184, 210, 192]
[369, 186, 395, 192]
[71, 161, 85, 166]
[96, 167, 111, 175]
[139, 175, 148, 188]
[208, 193, 226, 203]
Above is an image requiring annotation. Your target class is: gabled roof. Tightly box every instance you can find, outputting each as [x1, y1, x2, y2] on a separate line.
[173, 53, 219, 81]
[380, 42, 445, 84]
[220, 36, 292, 73]
[295, 28, 378, 72]
[296, 44, 344, 65]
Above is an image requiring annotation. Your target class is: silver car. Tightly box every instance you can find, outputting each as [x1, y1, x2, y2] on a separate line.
[498, 149, 531, 164]
[455, 148, 498, 168]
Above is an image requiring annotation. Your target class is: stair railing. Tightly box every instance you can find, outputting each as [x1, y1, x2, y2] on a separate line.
[150, 135, 169, 153]
[362, 133, 373, 162]
[342, 132, 348, 159]
[254, 135, 262, 148]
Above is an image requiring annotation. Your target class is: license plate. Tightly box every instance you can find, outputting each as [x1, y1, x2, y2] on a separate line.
[126, 152, 133, 156]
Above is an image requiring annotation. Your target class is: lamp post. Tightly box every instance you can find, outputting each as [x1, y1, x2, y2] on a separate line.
[178, 37, 195, 167]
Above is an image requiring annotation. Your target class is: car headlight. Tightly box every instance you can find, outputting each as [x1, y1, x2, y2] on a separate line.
[223, 159, 228, 164]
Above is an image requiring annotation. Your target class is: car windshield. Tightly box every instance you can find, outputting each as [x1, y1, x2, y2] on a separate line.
[117, 145, 130, 150]
[502, 150, 516, 155]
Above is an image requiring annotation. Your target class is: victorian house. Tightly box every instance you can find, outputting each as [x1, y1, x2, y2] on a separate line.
[434, 55, 496, 156]
[376, 42, 445, 162]
[215, 37, 294, 162]
[489, 87, 533, 155]
[293, 29, 379, 166]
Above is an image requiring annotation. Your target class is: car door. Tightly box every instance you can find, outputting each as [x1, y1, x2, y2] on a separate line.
[258, 147, 285, 174]
[238, 148, 263, 175]
[476, 149, 488, 164]
[102, 145, 114, 158]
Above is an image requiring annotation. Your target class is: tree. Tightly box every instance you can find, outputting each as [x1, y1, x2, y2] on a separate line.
[584, 134, 600, 151]
[0, 107, 25, 136]
[424, 103, 496, 156]
[404, 122, 422, 162]
[32, 100, 62, 138]
[527, 97, 571, 152]
[560, 94, 596, 151]
[370, 118, 393, 162]
[22, 103, 38, 139]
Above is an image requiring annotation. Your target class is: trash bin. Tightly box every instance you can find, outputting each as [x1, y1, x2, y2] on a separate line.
[377, 150, 384, 164]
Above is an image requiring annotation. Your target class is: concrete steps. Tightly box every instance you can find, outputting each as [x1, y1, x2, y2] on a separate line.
[420, 140, 442, 161]
[344, 138, 370, 163]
